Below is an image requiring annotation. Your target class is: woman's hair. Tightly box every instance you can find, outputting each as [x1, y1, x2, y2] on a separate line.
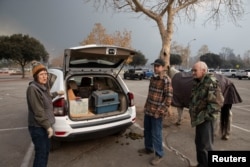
[33, 69, 47, 82]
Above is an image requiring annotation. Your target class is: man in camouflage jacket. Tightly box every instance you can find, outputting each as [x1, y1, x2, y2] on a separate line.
[189, 61, 224, 167]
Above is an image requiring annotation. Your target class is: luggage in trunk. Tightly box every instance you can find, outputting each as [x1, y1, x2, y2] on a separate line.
[91, 90, 120, 114]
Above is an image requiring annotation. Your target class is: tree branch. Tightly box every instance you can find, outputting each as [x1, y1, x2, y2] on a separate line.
[131, 0, 159, 20]
[175, 0, 199, 12]
[204, 0, 244, 27]
[160, 0, 175, 16]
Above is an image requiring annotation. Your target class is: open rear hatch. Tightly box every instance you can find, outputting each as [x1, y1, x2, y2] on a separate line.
[63, 45, 136, 76]
[63, 45, 136, 120]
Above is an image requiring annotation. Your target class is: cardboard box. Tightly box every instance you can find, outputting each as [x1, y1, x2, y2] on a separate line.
[92, 90, 120, 114]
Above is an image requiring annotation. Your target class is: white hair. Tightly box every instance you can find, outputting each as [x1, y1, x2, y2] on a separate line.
[196, 61, 208, 72]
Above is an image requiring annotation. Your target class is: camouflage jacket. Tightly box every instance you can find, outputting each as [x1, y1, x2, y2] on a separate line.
[189, 73, 224, 127]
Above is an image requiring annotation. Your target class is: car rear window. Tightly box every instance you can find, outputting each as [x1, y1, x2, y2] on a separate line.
[48, 73, 57, 89]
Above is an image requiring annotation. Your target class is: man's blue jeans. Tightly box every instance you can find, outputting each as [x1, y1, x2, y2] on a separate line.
[28, 126, 50, 167]
[143, 114, 164, 157]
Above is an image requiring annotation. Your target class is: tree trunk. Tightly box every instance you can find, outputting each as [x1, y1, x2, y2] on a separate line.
[21, 65, 25, 78]
[158, 7, 175, 73]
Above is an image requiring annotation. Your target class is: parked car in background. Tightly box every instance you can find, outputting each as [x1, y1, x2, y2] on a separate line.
[236, 69, 250, 80]
[214, 69, 223, 74]
[142, 68, 154, 79]
[208, 69, 215, 73]
[0, 68, 9, 74]
[48, 45, 137, 148]
[221, 69, 237, 78]
[123, 68, 144, 80]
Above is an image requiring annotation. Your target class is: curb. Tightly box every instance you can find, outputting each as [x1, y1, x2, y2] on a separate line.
[20, 142, 34, 167]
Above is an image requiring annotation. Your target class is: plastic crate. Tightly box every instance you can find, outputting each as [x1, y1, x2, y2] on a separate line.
[92, 90, 120, 114]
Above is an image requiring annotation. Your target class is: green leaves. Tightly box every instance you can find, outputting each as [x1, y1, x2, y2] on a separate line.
[0, 34, 48, 78]
[0, 34, 48, 63]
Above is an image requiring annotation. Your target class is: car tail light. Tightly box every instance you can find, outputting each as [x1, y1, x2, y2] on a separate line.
[127, 92, 135, 107]
[55, 131, 66, 136]
[53, 98, 66, 116]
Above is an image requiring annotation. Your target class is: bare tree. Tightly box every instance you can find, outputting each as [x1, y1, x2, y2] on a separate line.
[243, 50, 250, 67]
[170, 41, 187, 67]
[50, 55, 63, 67]
[170, 39, 196, 68]
[220, 47, 236, 60]
[196, 45, 210, 58]
[84, 0, 245, 71]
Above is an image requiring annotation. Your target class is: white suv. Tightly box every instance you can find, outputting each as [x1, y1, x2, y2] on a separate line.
[221, 69, 237, 78]
[47, 45, 137, 147]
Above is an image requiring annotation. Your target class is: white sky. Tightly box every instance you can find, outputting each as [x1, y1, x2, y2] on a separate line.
[0, 0, 250, 64]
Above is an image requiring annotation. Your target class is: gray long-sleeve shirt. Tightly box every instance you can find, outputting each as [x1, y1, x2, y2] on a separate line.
[26, 81, 56, 130]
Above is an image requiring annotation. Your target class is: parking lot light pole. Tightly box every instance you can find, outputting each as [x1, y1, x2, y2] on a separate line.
[186, 38, 196, 68]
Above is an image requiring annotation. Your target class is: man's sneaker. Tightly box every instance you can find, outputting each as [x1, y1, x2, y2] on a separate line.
[150, 155, 163, 166]
[138, 148, 154, 154]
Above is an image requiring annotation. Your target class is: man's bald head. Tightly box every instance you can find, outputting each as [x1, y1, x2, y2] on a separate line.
[191, 61, 208, 79]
